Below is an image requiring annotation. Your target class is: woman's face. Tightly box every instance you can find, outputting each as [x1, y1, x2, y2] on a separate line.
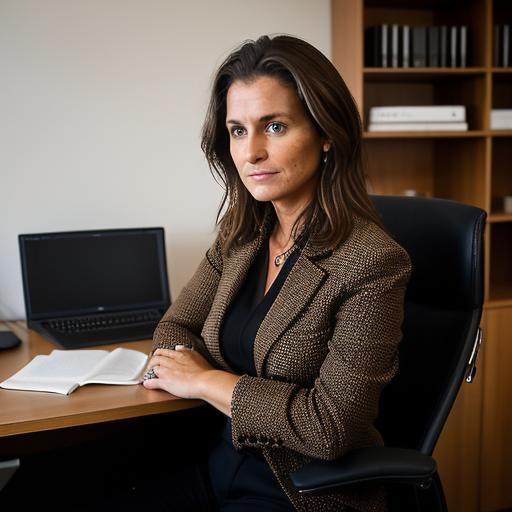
[226, 75, 326, 211]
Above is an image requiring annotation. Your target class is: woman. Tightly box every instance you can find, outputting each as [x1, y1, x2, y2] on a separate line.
[143, 35, 411, 512]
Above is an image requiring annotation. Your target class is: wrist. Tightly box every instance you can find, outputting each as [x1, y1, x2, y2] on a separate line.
[196, 369, 223, 399]
[197, 369, 241, 407]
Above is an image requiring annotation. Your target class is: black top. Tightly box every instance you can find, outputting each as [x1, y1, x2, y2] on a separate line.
[220, 241, 300, 376]
[207, 240, 300, 509]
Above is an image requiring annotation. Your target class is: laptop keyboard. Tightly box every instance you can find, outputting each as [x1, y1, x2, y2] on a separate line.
[44, 310, 162, 335]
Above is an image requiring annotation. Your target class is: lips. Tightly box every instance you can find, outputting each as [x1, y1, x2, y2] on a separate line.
[248, 169, 278, 178]
[248, 170, 278, 182]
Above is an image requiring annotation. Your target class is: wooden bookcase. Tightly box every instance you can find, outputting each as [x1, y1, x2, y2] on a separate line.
[331, 1, 512, 511]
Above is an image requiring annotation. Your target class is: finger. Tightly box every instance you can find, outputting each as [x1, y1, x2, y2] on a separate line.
[143, 375, 164, 390]
[148, 353, 185, 370]
[153, 348, 176, 357]
[175, 344, 193, 351]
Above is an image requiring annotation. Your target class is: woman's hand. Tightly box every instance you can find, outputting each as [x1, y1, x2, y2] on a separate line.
[143, 346, 212, 399]
[143, 346, 241, 416]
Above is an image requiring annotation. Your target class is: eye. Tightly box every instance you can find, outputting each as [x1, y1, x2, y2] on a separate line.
[230, 126, 246, 138]
[266, 122, 285, 135]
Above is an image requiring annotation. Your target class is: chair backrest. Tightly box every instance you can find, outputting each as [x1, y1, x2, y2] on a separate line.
[371, 196, 486, 455]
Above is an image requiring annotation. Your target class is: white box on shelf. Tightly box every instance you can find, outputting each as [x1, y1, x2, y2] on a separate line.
[491, 119, 512, 130]
[369, 105, 466, 123]
[368, 121, 468, 131]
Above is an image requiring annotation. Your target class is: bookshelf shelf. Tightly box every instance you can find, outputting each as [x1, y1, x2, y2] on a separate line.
[364, 67, 488, 76]
[364, 130, 486, 138]
[492, 68, 512, 74]
[490, 130, 512, 136]
[485, 297, 512, 308]
[332, 1, 512, 510]
[489, 213, 512, 222]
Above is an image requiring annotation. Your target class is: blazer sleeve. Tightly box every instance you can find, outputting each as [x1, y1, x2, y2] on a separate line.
[151, 235, 223, 354]
[230, 243, 411, 460]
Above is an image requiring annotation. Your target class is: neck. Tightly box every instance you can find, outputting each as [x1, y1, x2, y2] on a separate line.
[271, 200, 308, 249]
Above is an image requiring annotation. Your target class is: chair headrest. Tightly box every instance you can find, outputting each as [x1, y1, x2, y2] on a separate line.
[372, 196, 486, 311]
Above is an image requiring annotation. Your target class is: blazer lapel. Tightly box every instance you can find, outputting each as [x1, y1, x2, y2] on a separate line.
[203, 234, 263, 370]
[253, 249, 328, 376]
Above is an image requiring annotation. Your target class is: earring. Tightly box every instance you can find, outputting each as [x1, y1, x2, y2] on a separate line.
[323, 142, 331, 164]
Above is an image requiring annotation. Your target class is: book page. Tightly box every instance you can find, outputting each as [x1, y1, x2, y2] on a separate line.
[82, 347, 148, 385]
[0, 350, 108, 394]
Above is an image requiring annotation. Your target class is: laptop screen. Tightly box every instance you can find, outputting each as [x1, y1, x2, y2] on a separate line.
[19, 228, 170, 321]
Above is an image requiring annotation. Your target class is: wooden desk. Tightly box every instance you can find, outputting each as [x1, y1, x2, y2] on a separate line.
[0, 321, 202, 438]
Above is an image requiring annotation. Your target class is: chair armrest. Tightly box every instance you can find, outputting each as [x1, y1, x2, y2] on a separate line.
[289, 446, 437, 495]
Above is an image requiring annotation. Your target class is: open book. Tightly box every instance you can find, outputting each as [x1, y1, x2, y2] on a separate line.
[0, 347, 148, 395]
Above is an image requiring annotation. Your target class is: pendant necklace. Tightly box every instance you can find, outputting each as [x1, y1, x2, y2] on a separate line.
[274, 244, 296, 266]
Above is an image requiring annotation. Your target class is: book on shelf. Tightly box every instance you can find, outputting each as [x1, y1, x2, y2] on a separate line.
[449, 26, 457, 67]
[505, 25, 510, 67]
[391, 24, 399, 67]
[494, 25, 501, 66]
[412, 26, 427, 67]
[365, 24, 470, 68]
[494, 25, 511, 67]
[365, 25, 388, 67]
[369, 105, 466, 123]
[428, 26, 440, 67]
[440, 26, 448, 67]
[401, 25, 410, 67]
[0, 347, 148, 395]
[460, 26, 467, 67]
[368, 122, 468, 132]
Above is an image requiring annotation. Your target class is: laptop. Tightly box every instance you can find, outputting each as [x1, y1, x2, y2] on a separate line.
[19, 228, 171, 349]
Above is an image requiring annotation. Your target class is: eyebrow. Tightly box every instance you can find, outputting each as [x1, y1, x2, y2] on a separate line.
[226, 112, 292, 125]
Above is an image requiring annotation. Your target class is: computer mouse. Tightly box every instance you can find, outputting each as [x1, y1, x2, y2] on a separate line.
[0, 332, 21, 350]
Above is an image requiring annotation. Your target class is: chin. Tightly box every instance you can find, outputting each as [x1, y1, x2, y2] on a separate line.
[246, 187, 280, 204]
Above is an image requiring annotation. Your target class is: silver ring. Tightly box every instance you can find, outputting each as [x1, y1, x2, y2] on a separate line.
[143, 367, 158, 380]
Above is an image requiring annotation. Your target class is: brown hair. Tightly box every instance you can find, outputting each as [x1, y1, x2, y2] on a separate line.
[201, 34, 382, 253]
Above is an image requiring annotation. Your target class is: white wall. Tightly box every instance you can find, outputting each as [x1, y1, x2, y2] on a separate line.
[0, 0, 330, 319]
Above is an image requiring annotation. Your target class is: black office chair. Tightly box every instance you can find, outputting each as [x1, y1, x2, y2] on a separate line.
[290, 195, 486, 512]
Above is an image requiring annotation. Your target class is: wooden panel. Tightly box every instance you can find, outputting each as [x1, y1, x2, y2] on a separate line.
[481, 306, 512, 511]
[332, 0, 364, 112]
[364, 6, 434, 28]
[365, 136, 487, 208]
[364, 138, 434, 195]
[434, 348, 484, 512]
[434, 137, 488, 208]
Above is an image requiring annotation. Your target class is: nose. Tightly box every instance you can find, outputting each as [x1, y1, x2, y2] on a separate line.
[245, 132, 268, 164]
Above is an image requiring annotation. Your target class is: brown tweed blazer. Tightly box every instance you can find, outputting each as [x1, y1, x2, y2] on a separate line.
[152, 215, 411, 512]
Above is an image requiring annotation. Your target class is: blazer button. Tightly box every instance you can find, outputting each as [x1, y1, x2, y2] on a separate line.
[249, 436, 257, 444]
[238, 435, 245, 443]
